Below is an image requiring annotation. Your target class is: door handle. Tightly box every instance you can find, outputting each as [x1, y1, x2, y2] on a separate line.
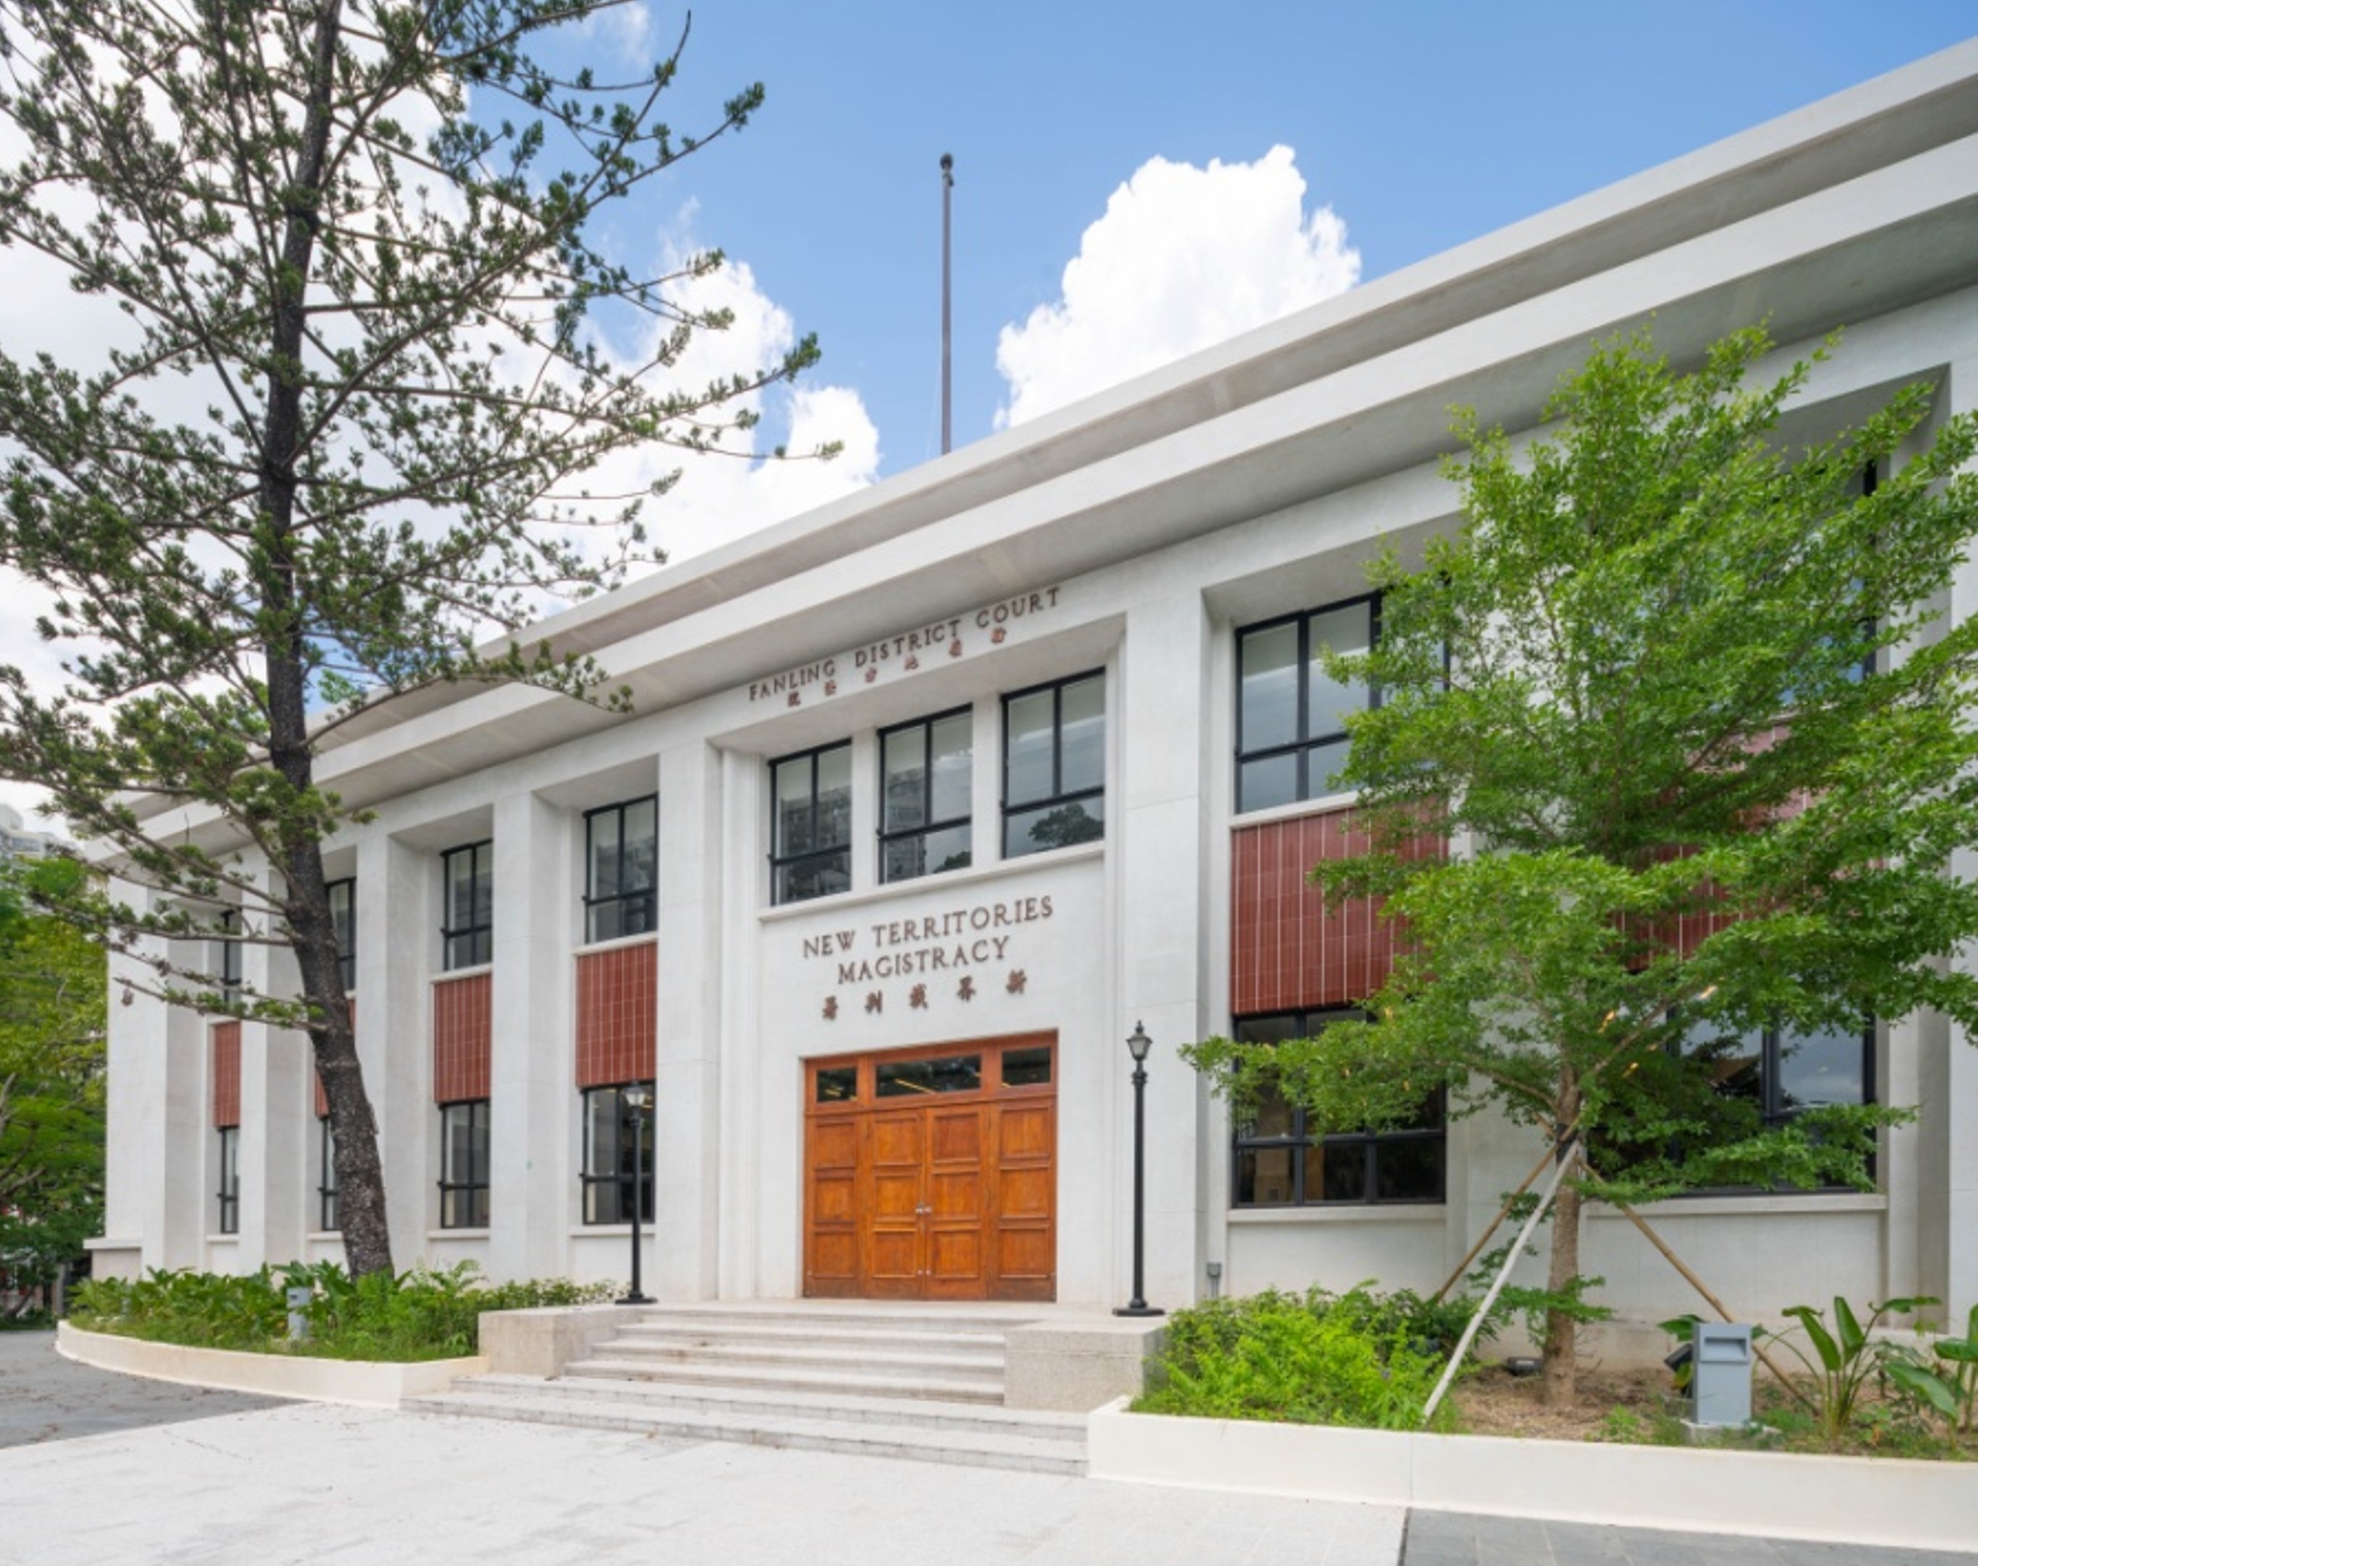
[914, 1204, 932, 1216]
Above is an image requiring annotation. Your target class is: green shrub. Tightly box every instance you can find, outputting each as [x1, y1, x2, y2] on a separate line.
[68, 1260, 612, 1362]
[1133, 1283, 1476, 1432]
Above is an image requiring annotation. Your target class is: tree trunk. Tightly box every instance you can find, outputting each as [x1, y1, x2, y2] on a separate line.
[1540, 1066, 1584, 1408]
[250, 0, 392, 1280]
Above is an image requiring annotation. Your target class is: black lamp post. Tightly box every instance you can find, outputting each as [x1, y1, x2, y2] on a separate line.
[1114, 1021, 1163, 1318]
[620, 1083, 654, 1305]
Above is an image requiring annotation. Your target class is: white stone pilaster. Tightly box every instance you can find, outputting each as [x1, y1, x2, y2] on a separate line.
[655, 739, 723, 1300]
[717, 748, 772, 1299]
[1114, 594, 1209, 1310]
[489, 792, 571, 1280]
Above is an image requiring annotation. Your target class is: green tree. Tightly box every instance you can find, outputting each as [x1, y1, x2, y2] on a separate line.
[1, 856, 107, 1307]
[1181, 328, 1977, 1404]
[0, 1, 836, 1276]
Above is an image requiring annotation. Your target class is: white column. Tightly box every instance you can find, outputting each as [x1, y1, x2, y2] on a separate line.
[251, 881, 310, 1266]
[101, 882, 183, 1271]
[655, 739, 724, 1300]
[1112, 594, 1210, 1309]
[489, 791, 571, 1280]
[357, 833, 432, 1267]
[718, 749, 770, 1299]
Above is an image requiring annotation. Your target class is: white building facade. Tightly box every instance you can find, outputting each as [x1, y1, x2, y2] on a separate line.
[91, 45, 1979, 1332]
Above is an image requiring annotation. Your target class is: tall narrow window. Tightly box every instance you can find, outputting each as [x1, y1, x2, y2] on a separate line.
[215, 909, 242, 1010]
[317, 1114, 338, 1232]
[326, 877, 356, 992]
[442, 841, 493, 968]
[880, 709, 972, 883]
[581, 1083, 654, 1224]
[770, 742, 854, 904]
[1235, 594, 1380, 812]
[1003, 671, 1106, 857]
[439, 1099, 491, 1229]
[583, 798, 658, 943]
[216, 1125, 240, 1234]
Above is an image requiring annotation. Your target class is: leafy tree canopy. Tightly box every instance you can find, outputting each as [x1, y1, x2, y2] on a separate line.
[0, 0, 834, 1274]
[1, 855, 107, 1295]
[1181, 327, 1976, 1397]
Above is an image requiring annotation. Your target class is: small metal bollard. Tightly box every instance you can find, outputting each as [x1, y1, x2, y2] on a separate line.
[1689, 1320, 1756, 1427]
[285, 1285, 313, 1343]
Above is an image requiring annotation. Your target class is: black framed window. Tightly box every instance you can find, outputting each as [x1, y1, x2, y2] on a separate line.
[317, 1114, 339, 1233]
[326, 878, 356, 992]
[770, 742, 854, 905]
[1003, 671, 1105, 858]
[1235, 594, 1380, 812]
[439, 1099, 491, 1229]
[1667, 1017, 1877, 1190]
[880, 708, 972, 884]
[1230, 1008, 1447, 1207]
[214, 909, 242, 1010]
[581, 1083, 654, 1225]
[216, 1125, 240, 1234]
[583, 798, 658, 943]
[442, 842, 493, 969]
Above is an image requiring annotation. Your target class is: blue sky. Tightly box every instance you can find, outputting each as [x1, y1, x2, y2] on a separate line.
[0, 2, 1977, 832]
[564, 2, 1979, 477]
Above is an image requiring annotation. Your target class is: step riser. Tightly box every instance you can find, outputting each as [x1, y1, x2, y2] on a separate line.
[448, 1381, 1072, 1435]
[597, 1343, 1004, 1376]
[569, 1364, 1007, 1404]
[410, 1399, 1084, 1477]
[635, 1311, 1035, 1335]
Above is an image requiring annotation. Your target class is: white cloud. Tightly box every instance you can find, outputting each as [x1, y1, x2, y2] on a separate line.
[994, 145, 1360, 429]
[0, 195, 876, 838]
[569, 207, 880, 580]
[571, 1, 654, 69]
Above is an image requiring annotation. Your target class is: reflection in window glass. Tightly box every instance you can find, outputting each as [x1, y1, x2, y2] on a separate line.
[583, 798, 658, 943]
[1778, 1024, 1866, 1110]
[1228, 1008, 1443, 1207]
[771, 742, 854, 905]
[876, 1055, 982, 1097]
[1234, 597, 1379, 811]
[881, 711, 972, 883]
[815, 1066, 859, 1103]
[1001, 1047, 1053, 1088]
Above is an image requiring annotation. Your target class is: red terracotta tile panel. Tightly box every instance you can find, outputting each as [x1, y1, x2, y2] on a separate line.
[211, 1020, 241, 1129]
[1229, 808, 1435, 1016]
[575, 941, 658, 1088]
[433, 973, 493, 1104]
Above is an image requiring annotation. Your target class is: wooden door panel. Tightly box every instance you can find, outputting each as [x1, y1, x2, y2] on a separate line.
[810, 1119, 859, 1167]
[996, 1164, 1051, 1221]
[930, 1112, 983, 1162]
[805, 1037, 1056, 1303]
[999, 1104, 1054, 1158]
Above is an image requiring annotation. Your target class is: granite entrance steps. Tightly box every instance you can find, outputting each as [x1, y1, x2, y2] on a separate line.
[405, 1300, 1093, 1475]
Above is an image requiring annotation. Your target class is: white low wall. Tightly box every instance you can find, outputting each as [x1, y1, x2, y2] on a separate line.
[1087, 1404, 1975, 1553]
[56, 1321, 484, 1409]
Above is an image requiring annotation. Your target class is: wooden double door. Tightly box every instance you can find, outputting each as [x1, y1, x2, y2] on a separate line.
[803, 1033, 1056, 1301]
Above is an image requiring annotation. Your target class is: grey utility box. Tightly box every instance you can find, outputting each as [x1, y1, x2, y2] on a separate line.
[1690, 1321, 1756, 1427]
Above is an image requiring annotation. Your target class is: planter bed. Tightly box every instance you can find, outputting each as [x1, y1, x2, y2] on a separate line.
[56, 1320, 484, 1408]
[1086, 1402, 1975, 1554]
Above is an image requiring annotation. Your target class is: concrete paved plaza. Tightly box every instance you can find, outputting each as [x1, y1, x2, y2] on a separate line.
[0, 1334, 1970, 1565]
[0, 1326, 285, 1449]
